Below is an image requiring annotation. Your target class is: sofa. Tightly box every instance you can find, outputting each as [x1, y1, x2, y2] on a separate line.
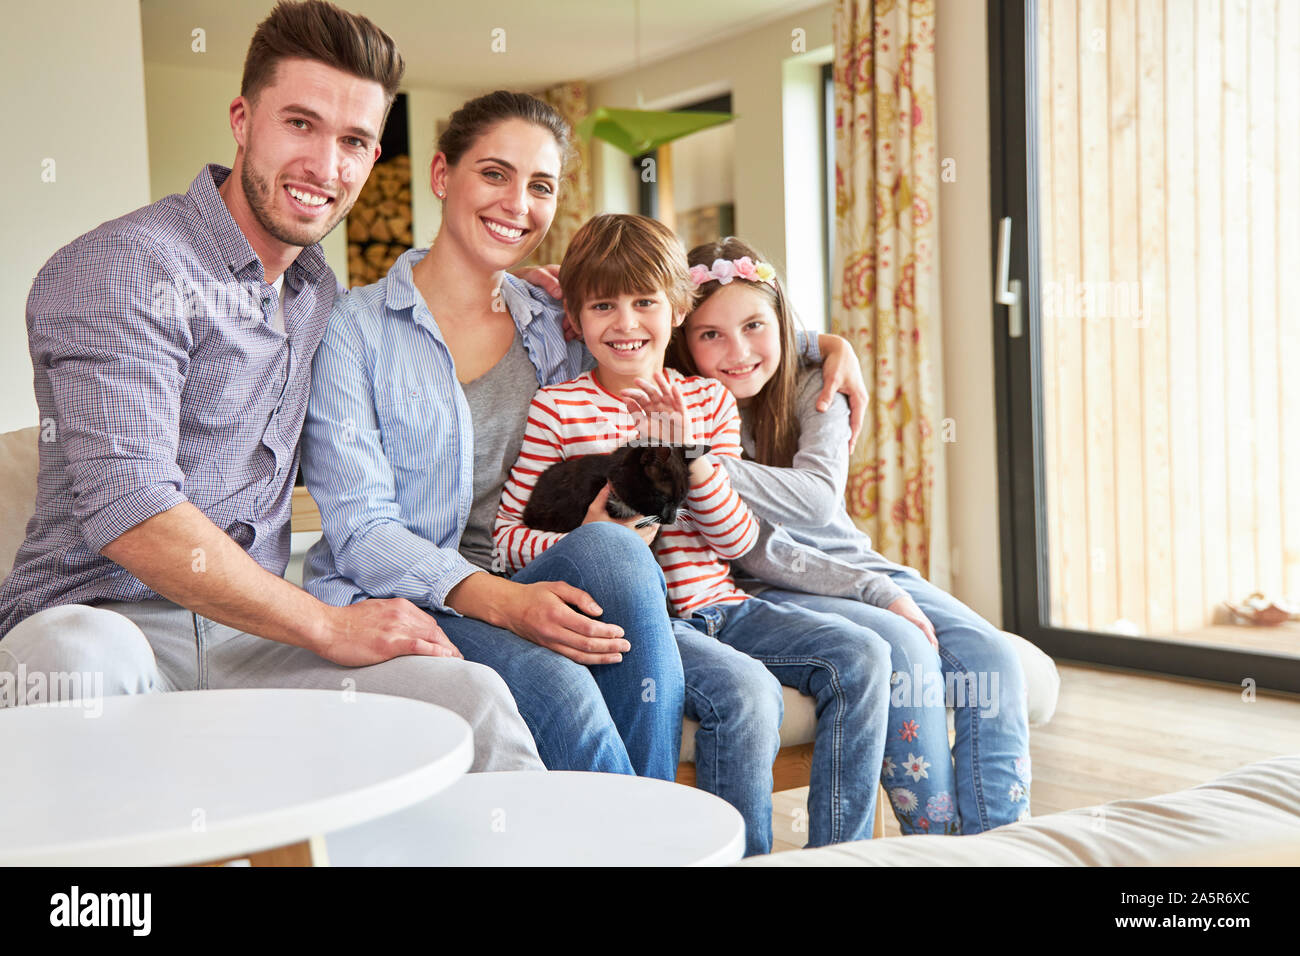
[740, 754, 1300, 865]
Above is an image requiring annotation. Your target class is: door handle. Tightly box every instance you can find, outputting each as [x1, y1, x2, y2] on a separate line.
[995, 216, 1024, 338]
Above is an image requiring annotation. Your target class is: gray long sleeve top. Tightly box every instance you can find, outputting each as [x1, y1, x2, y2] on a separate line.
[721, 367, 910, 609]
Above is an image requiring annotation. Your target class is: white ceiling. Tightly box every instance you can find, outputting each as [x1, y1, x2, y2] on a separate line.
[140, 0, 829, 92]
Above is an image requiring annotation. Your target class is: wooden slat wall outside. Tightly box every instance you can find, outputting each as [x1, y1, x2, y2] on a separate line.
[1037, 0, 1300, 636]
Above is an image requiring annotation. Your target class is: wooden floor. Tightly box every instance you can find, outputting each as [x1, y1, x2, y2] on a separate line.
[1165, 620, 1300, 657]
[771, 661, 1300, 852]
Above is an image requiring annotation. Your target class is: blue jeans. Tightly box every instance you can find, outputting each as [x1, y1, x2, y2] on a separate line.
[437, 523, 685, 780]
[672, 597, 891, 856]
[763, 568, 1031, 835]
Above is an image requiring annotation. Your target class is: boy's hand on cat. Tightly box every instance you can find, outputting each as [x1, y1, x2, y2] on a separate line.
[582, 483, 658, 546]
[503, 580, 632, 665]
[319, 598, 463, 665]
[622, 371, 696, 446]
[886, 594, 938, 649]
[816, 333, 868, 452]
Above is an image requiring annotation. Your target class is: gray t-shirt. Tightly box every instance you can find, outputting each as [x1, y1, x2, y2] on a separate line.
[458, 328, 538, 573]
[723, 367, 908, 608]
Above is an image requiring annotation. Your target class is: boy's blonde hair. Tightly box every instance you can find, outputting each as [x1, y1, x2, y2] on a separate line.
[559, 214, 695, 325]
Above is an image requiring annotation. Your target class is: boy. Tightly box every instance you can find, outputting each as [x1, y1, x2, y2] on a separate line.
[494, 214, 894, 855]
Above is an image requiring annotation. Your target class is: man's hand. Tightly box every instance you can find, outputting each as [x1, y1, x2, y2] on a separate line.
[887, 594, 938, 650]
[318, 598, 463, 666]
[512, 263, 562, 300]
[816, 333, 869, 452]
[582, 483, 658, 546]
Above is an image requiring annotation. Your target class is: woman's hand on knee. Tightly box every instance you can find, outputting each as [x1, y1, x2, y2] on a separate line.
[500, 580, 631, 666]
[886, 594, 939, 650]
[317, 599, 463, 666]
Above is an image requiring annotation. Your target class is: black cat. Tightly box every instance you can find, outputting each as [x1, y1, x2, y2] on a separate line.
[521, 443, 711, 533]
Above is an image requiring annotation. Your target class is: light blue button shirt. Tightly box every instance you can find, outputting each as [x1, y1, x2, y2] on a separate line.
[299, 247, 588, 613]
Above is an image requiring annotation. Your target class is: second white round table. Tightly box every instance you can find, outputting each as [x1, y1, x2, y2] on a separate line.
[327, 771, 745, 866]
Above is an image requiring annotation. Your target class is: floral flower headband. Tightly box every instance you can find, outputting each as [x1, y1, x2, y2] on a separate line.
[689, 256, 777, 289]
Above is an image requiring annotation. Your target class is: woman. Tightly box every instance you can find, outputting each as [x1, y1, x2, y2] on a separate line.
[300, 91, 870, 779]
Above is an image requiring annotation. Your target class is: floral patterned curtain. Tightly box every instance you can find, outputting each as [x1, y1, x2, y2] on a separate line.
[530, 80, 593, 268]
[833, 0, 946, 579]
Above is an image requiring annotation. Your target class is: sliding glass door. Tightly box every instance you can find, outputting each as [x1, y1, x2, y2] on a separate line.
[988, 0, 1300, 691]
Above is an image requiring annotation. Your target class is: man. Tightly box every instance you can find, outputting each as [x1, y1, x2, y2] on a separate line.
[0, 0, 542, 773]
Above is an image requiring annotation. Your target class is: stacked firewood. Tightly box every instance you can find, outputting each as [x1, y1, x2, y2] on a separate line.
[346, 154, 413, 287]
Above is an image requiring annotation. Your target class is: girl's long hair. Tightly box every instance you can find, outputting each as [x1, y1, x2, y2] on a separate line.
[667, 237, 802, 468]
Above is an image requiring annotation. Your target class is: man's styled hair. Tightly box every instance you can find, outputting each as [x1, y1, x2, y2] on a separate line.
[559, 214, 695, 324]
[241, 0, 405, 115]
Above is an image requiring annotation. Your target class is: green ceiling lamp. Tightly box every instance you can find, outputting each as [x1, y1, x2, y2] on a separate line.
[575, 0, 734, 156]
[577, 107, 734, 156]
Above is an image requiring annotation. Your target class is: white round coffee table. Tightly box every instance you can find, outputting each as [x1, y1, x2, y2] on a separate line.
[0, 689, 472, 866]
[326, 770, 746, 866]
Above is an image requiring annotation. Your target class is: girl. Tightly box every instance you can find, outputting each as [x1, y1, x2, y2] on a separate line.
[665, 236, 1033, 834]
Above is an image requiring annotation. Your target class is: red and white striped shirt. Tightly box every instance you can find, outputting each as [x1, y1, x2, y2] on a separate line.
[493, 368, 758, 616]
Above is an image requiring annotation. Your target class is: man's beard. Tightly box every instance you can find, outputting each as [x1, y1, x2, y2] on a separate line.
[240, 144, 348, 248]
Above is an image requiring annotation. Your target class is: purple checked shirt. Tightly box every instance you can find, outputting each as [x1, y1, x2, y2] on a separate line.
[0, 164, 338, 637]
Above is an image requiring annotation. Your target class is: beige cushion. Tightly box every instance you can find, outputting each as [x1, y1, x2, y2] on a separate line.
[738, 754, 1300, 865]
[1008, 630, 1060, 726]
[0, 427, 40, 579]
[680, 628, 1060, 762]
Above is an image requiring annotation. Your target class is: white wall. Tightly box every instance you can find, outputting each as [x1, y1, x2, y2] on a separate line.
[405, 87, 478, 248]
[589, 6, 834, 334]
[0, 0, 152, 435]
[935, 1, 1002, 624]
[145, 63, 240, 202]
[781, 46, 833, 333]
[669, 124, 735, 215]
